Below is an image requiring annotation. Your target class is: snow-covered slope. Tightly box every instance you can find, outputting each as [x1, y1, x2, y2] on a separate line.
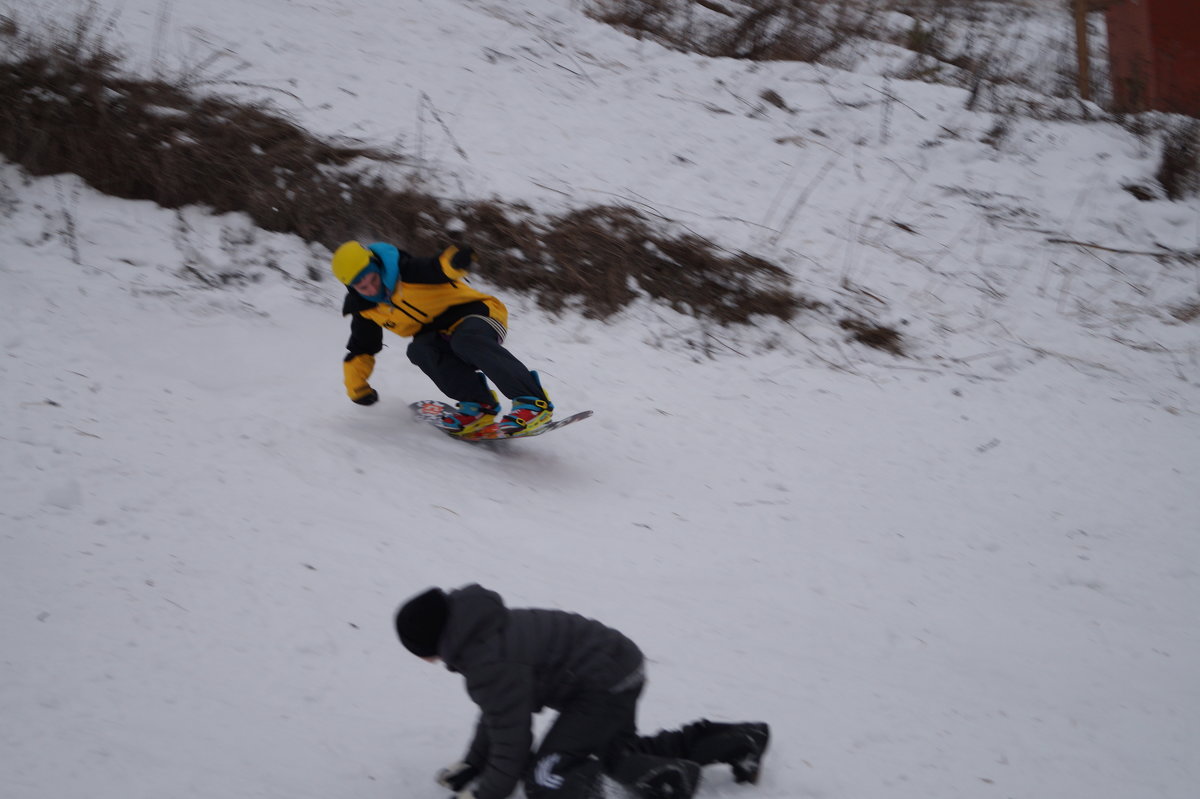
[2, 2, 1198, 799]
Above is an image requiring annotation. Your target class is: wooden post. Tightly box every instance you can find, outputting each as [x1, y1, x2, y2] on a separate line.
[1074, 0, 1092, 101]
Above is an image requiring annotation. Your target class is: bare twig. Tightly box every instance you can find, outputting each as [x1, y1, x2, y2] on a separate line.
[1047, 238, 1199, 258]
[769, 153, 839, 245]
[54, 177, 81, 265]
[704, 331, 747, 357]
[538, 36, 598, 86]
[418, 92, 471, 163]
[866, 81, 927, 121]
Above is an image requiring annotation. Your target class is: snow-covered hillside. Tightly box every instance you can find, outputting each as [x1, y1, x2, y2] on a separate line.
[2, 2, 1197, 799]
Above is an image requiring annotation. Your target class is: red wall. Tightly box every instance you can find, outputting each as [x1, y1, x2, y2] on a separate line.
[1106, 0, 1200, 115]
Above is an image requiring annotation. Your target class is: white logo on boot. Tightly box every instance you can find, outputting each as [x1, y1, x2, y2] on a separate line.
[534, 753, 565, 790]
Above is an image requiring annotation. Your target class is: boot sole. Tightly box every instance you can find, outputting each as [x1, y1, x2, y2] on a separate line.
[732, 724, 770, 784]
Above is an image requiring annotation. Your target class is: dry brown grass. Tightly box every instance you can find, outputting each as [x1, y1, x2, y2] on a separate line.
[586, 0, 1081, 118]
[0, 14, 820, 331]
[1169, 300, 1200, 323]
[588, 0, 853, 63]
[1156, 120, 1200, 201]
[839, 317, 905, 355]
[0, 36, 391, 245]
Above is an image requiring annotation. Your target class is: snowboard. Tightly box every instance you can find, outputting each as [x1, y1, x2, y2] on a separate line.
[409, 400, 593, 442]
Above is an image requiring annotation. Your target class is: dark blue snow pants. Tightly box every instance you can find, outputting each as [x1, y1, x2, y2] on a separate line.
[406, 316, 542, 405]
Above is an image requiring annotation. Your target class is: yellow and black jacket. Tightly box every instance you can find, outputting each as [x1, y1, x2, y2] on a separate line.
[342, 245, 507, 401]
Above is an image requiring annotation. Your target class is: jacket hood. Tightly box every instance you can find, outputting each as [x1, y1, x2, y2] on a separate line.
[364, 242, 403, 302]
[439, 584, 507, 668]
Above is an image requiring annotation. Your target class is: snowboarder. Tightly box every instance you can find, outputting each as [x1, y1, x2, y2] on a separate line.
[331, 240, 553, 436]
[393, 584, 770, 799]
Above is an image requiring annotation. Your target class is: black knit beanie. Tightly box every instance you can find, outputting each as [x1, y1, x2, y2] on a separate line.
[395, 587, 449, 657]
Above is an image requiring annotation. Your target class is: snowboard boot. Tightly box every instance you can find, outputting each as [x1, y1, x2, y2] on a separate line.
[498, 373, 553, 436]
[438, 392, 500, 436]
[684, 721, 770, 785]
[610, 753, 701, 799]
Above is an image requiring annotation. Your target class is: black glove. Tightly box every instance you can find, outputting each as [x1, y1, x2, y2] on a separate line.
[351, 388, 379, 406]
[450, 246, 475, 271]
[436, 761, 481, 792]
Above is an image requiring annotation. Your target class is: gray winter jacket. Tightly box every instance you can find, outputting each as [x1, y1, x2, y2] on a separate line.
[439, 584, 645, 799]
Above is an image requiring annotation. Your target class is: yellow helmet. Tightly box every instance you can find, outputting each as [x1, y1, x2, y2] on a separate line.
[331, 241, 372, 285]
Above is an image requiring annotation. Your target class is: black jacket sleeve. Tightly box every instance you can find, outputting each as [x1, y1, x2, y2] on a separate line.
[466, 662, 535, 799]
[402, 252, 456, 283]
[342, 290, 383, 357]
[465, 715, 490, 768]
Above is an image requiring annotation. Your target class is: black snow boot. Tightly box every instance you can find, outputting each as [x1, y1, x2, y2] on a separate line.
[610, 753, 701, 799]
[684, 720, 770, 784]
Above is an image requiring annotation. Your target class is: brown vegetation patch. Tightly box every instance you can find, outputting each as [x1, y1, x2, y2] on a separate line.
[1156, 121, 1200, 201]
[839, 317, 905, 355]
[0, 17, 811, 329]
[1169, 300, 1200, 323]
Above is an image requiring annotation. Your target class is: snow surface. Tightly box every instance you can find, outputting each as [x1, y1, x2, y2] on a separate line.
[2, 1, 1198, 799]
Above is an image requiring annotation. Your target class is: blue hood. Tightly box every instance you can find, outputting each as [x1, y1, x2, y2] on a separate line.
[359, 242, 403, 303]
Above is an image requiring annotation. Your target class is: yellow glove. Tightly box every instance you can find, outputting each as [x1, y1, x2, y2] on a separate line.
[343, 354, 378, 405]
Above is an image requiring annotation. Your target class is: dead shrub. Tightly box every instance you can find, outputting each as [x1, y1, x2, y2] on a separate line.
[585, 0, 854, 63]
[586, 0, 1074, 112]
[0, 18, 811, 330]
[589, 0, 679, 40]
[839, 317, 905, 355]
[1156, 120, 1200, 201]
[1169, 300, 1200, 323]
[0, 26, 390, 246]
[711, 2, 837, 62]
[461, 204, 807, 324]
